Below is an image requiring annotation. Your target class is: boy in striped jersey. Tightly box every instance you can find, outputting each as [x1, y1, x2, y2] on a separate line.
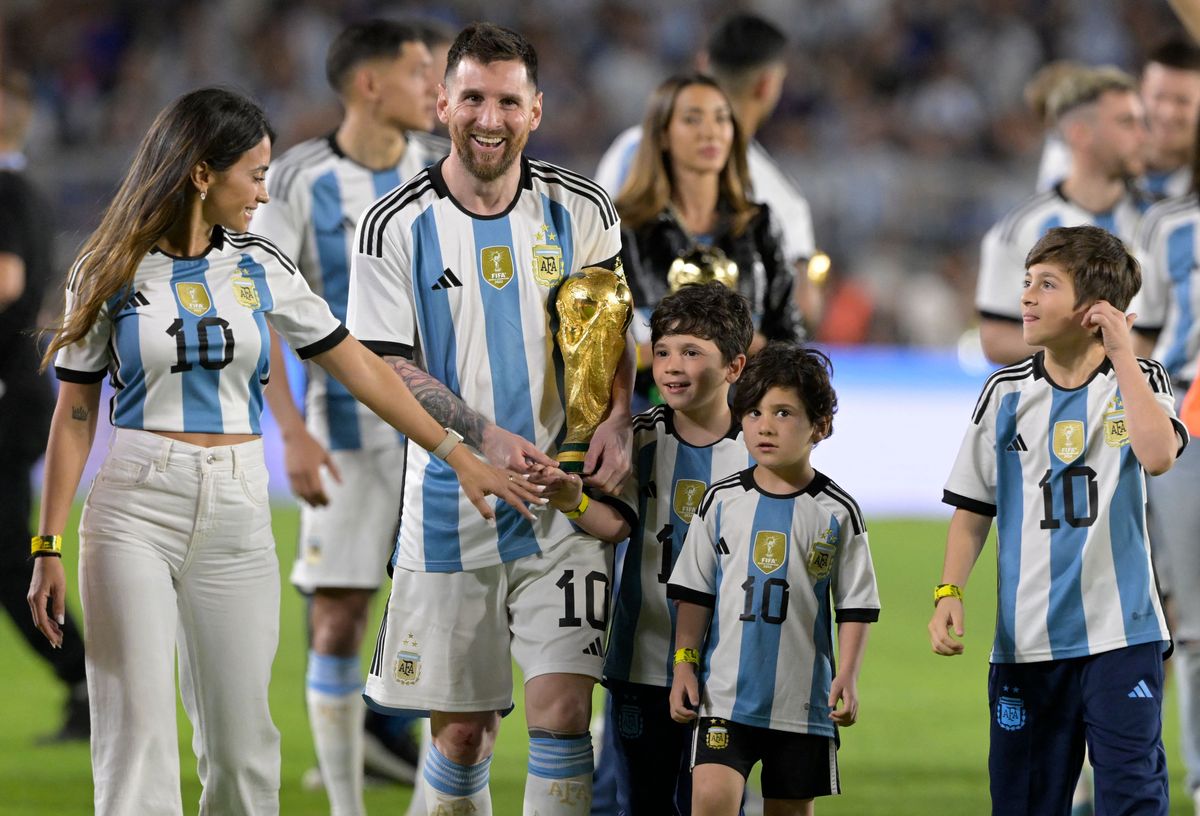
[254, 20, 447, 809]
[932, 225, 1186, 816]
[535, 282, 754, 813]
[669, 344, 879, 816]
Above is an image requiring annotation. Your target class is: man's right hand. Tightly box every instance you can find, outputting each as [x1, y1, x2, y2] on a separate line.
[480, 424, 558, 473]
[283, 427, 341, 507]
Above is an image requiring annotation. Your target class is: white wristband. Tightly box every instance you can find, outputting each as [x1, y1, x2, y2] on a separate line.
[431, 428, 464, 460]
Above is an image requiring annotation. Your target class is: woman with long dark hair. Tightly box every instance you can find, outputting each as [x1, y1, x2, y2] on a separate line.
[28, 87, 540, 815]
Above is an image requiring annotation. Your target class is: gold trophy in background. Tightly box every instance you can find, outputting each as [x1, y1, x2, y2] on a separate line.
[555, 266, 633, 473]
[667, 246, 738, 293]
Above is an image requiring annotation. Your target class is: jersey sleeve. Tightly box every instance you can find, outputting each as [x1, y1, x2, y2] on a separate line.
[593, 127, 642, 197]
[263, 251, 347, 360]
[975, 223, 1023, 322]
[942, 386, 999, 516]
[667, 495, 721, 607]
[831, 518, 880, 624]
[347, 221, 417, 359]
[1142, 357, 1190, 455]
[593, 465, 639, 533]
[578, 191, 624, 274]
[1129, 218, 1170, 333]
[53, 263, 113, 382]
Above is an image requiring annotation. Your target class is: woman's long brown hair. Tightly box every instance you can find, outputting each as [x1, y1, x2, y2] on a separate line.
[615, 73, 756, 235]
[42, 88, 274, 370]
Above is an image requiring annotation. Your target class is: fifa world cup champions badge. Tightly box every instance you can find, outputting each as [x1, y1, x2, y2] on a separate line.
[555, 265, 633, 473]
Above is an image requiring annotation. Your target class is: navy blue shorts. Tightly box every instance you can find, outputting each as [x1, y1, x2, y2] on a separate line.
[605, 680, 693, 815]
[988, 641, 1168, 816]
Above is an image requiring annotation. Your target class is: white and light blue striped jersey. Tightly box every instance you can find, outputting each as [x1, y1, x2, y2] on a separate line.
[252, 131, 449, 450]
[1131, 194, 1200, 383]
[1037, 136, 1191, 201]
[54, 227, 347, 434]
[594, 124, 815, 264]
[943, 352, 1186, 663]
[976, 185, 1150, 321]
[599, 405, 751, 688]
[348, 155, 624, 572]
[667, 468, 879, 736]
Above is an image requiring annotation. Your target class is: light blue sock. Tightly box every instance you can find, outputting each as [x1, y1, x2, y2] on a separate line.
[525, 731, 593, 814]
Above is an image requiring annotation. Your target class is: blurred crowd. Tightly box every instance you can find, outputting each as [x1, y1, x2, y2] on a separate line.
[0, 0, 1190, 345]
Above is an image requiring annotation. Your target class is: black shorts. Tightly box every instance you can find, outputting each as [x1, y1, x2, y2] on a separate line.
[691, 717, 840, 800]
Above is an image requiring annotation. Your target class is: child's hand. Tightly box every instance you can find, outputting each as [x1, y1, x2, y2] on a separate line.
[929, 597, 965, 656]
[828, 675, 858, 727]
[669, 665, 700, 723]
[524, 466, 583, 512]
[1083, 300, 1136, 361]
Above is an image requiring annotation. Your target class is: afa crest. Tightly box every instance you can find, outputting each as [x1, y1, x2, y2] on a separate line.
[753, 530, 787, 575]
[1104, 394, 1129, 448]
[1052, 420, 1085, 464]
[705, 723, 730, 750]
[807, 528, 838, 579]
[393, 632, 422, 685]
[175, 282, 212, 316]
[232, 273, 260, 309]
[617, 704, 643, 739]
[532, 224, 564, 287]
[673, 479, 706, 523]
[996, 696, 1026, 731]
[480, 245, 515, 290]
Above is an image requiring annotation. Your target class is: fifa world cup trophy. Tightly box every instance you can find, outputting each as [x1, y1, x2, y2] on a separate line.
[555, 266, 633, 473]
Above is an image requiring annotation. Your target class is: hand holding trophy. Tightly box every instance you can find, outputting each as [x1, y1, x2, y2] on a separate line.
[555, 266, 634, 474]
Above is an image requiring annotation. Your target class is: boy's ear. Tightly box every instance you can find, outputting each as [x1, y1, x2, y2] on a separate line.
[811, 416, 831, 445]
[726, 353, 747, 383]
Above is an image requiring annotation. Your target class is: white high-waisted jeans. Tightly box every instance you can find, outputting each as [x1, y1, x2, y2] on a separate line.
[80, 428, 280, 815]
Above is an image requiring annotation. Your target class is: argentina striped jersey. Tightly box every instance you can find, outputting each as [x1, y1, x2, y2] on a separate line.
[252, 131, 449, 450]
[599, 405, 752, 687]
[977, 185, 1149, 321]
[1131, 194, 1200, 382]
[943, 352, 1185, 663]
[667, 469, 879, 736]
[348, 155, 623, 572]
[54, 227, 346, 433]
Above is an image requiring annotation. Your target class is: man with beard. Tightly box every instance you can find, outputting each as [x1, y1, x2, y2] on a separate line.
[978, 66, 1151, 365]
[348, 23, 633, 815]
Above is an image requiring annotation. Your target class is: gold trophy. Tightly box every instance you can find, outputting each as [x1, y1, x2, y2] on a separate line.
[555, 266, 633, 473]
[667, 246, 738, 293]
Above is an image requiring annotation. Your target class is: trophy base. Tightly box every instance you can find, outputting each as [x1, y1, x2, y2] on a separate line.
[557, 442, 589, 474]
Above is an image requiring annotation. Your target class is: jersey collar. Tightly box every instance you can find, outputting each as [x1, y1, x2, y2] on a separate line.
[739, 466, 827, 499]
[427, 155, 533, 221]
[1032, 349, 1113, 391]
[662, 404, 741, 448]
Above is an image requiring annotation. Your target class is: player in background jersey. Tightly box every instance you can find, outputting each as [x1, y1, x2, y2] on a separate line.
[979, 67, 1151, 365]
[594, 13, 814, 272]
[932, 225, 1185, 816]
[255, 20, 446, 809]
[27, 87, 540, 816]
[347, 24, 633, 815]
[532, 282, 753, 814]
[1036, 41, 1200, 201]
[669, 343, 878, 816]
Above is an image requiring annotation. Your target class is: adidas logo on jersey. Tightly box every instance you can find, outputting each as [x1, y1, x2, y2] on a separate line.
[1128, 679, 1154, 699]
[117, 290, 150, 315]
[581, 636, 604, 657]
[431, 268, 463, 290]
[1005, 434, 1028, 453]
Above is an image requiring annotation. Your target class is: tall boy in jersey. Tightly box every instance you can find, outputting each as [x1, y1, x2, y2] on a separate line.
[535, 282, 754, 813]
[931, 225, 1186, 816]
[978, 67, 1151, 366]
[254, 20, 446, 809]
[668, 344, 879, 815]
[347, 24, 633, 815]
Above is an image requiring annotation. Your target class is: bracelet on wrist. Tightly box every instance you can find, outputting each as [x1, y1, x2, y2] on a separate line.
[430, 427, 464, 460]
[564, 493, 590, 520]
[31, 535, 63, 557]
[933, 583, 964, 607]
[673, 647, 700, 666]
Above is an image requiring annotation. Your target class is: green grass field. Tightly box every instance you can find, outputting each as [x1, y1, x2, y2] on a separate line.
[0, 510, 1193, 814]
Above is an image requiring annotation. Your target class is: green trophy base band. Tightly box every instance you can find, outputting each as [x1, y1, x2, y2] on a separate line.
[558, 443, 589, 474]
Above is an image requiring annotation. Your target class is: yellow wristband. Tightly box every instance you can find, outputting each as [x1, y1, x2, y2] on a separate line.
[933, 583, 963, 606]
[673, 647, 700, 666]
[564, 493, 590, 520]
[31, 535, 63, 556]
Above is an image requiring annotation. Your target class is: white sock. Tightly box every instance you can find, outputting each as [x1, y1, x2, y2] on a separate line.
[523, 731, 592, 815]
[405, 719, 432, 816]
[306, 651, 365, 816]
[422, 741, 492, 815]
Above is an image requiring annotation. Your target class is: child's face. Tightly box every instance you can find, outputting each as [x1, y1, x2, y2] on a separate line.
[1021, 262, 1091, 347]
[741, 386, 827, 471]
[652, 333, 743, 415]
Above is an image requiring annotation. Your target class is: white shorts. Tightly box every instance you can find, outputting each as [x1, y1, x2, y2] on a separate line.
[363, 533, 612, 714]
[289, 445, 405, 592]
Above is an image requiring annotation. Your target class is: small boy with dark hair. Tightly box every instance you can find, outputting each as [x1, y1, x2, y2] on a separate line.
[669, 342, 880, 816]
[930, 224, 1186, 816]
[540, 281, 754, 813]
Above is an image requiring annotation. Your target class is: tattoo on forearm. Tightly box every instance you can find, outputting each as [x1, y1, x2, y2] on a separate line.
[71, 405, 89, 421]
[384, 356, 487, 447]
